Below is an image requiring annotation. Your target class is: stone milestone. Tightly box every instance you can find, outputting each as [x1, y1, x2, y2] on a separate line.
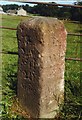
[17, 17, 67, 118]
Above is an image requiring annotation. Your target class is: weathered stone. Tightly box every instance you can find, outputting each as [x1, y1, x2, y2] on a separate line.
[17, 17, 67, 118]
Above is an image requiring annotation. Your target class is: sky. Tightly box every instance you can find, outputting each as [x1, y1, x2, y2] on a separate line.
[0, 0, 81, 6]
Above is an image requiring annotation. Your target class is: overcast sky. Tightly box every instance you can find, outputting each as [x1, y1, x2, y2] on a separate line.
[0, 0, 80, 6]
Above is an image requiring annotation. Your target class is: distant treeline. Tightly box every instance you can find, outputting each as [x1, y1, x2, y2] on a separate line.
[2, 2, 82, 22]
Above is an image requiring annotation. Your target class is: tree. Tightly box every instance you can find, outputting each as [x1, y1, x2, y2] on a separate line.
[58, 6, 71, 20]
[70, 2, 82, 22]
[28, 3, 59, 17]
[21, 4, 30, 12]
[2, 4, 19, 12]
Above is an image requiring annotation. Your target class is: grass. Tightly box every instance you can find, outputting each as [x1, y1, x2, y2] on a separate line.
[63, 22, 82, 119]
[1, 14, 28, 119]
[1, 14, 82, 119]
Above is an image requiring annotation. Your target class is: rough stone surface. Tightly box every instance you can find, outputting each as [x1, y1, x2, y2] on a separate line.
[17, 17, 67, 118]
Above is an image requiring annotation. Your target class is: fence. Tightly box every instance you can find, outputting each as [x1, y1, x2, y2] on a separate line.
[0, 25, 82, 61]
[1, 1, 82, 119]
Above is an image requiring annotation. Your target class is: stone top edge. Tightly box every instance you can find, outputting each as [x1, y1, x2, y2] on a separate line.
[18, 16, 64, 28]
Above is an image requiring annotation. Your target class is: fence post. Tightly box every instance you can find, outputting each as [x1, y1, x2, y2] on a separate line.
[17, 17, 67, 118]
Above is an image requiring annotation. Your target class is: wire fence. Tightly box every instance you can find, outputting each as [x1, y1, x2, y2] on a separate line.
[0, 26, 82, 36]
[0, 23, 82, 61]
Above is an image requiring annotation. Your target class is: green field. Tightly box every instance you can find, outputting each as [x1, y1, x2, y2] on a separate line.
[1, 14, 82, 119]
